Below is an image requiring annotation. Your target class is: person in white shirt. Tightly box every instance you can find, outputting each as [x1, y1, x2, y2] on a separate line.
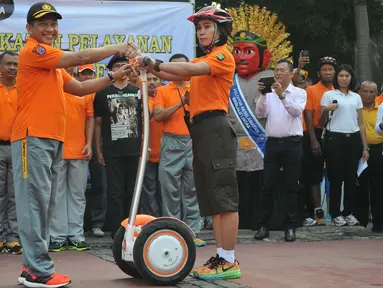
[376, 102, 383, 135]
[318, 64, 369, 227]
[254, 59, 307, 242]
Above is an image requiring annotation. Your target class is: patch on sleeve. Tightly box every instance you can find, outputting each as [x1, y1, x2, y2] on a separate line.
[32, 44, 46, 56]
[217, 52, 225, 61]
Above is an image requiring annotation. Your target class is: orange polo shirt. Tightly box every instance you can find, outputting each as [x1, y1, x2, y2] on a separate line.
[148, 96, 163, 163]
[12, 37, 73, 142]
[153, 82, 190, 136]
[376, 94, 383, 105]
[190, 44, 235, 118]
[63, 93, 95, 159]
[0, 83, 17, 141]
[303, 81, 333, 131]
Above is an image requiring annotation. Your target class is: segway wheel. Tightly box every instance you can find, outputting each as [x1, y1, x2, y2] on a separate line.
[112, 226, 142, 278]
[133, 219, 196, 286]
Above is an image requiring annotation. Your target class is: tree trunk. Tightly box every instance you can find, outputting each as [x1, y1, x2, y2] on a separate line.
[353, 0, 372, 82]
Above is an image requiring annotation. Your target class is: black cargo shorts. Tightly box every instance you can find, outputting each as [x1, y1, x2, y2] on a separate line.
[189, 111, 239, 217]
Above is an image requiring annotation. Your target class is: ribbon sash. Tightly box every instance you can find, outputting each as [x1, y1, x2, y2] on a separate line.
[229, 74, 267, 157]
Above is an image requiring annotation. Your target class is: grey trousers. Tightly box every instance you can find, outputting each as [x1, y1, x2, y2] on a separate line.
[50, 159, 88, 243]
[159, 133, 200, 233]
[140, 161, 161, 217]
[12, 137, 62, 277]
[0, 144, 18, 243]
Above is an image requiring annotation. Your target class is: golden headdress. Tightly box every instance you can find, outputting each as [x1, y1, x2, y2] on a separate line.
[226, 3, 293, 68]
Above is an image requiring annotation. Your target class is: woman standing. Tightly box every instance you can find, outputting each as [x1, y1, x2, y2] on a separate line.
[125, 6, 241, 281]
[319, 64, 369, 226]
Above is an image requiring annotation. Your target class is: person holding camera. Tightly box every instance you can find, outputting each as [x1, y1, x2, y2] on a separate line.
[254, 59, 307, 242]
[319, 64, 369, 227]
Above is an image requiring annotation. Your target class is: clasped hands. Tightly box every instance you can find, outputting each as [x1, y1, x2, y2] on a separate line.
[118, 43, 155, 75]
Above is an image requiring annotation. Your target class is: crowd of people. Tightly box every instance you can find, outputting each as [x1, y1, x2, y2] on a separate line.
[1, 1, 383, 288]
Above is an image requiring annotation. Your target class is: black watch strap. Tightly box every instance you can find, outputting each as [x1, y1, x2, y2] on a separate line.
[154, 60, 163, 72]
[107, 72, 115, 82]
[379, 122, 383, 131]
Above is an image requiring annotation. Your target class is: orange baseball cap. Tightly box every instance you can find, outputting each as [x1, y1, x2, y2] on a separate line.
[78, 64, 96, 73]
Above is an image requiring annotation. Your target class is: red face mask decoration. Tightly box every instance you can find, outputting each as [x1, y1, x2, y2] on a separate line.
[232, 31, 272, 79]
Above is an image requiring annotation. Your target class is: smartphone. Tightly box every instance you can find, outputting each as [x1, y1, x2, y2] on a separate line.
[260, 77, 275, 94]
[301, 50, 309, 57]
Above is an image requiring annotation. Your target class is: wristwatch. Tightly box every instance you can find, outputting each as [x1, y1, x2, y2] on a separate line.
[279, 93, 286, 100]
[154, 60, 163, 72]
[363, 147, 370, 151]
[107, 72, 115, 82]
[379, 122, 383, 131]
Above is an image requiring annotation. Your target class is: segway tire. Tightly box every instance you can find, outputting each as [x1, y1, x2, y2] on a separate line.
[112, 226, 142, 278]
[133, 219, 196, 286]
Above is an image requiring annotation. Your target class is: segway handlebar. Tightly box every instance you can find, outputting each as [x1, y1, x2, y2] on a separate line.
[126, 56, 150, 228]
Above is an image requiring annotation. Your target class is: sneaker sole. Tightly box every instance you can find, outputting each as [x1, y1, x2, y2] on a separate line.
[11, 249, 23, 255]
[194, 242, 206, 247]
[50, 248, 67, 252]
[192, 270, 242, 280]
[67, 247, 90, 251]
[23, 279, 71, 288]
[17, 276, 26, 285]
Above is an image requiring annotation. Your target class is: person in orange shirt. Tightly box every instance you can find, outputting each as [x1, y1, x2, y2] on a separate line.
[12, 3, 131, 287]
[301, 57, 336, 227]
[0, 51, 21, 255]
[140, 73, 163, 217]
[49, 64, 96, 253]
[153, 53, 204, 248]
[126, 6, 241, 280]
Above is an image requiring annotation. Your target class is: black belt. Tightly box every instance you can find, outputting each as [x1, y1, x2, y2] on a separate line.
[191, 110, 226, 126]
[268, 136, 302, 143]
[0, 140, 11, 145]
[369, 143, 383, 149]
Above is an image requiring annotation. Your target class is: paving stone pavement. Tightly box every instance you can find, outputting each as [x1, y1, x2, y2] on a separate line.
[87, 247, 247, 288]
[86, 225, 383, 288]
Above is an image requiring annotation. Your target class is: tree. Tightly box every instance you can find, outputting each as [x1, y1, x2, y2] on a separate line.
[353, 0, 372, 82]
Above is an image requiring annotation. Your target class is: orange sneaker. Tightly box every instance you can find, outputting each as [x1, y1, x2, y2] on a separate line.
[192, 254, 219, 274]
[192, 257, 242, 280]
[23, 273, 71, 288]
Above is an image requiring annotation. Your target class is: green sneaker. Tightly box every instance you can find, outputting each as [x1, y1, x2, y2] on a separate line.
[49, 241, 67, 252]
[192, 257, 242, 280]
[194, 237, 206, 247]
[67, 240, 90, 251]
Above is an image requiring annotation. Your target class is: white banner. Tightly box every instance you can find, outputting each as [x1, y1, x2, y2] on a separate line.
[0, 0, 195, 77]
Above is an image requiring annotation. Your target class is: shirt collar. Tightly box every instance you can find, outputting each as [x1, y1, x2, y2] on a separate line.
[363, 100, 379, 110]
[0, 82, 16, 90]
[169, 81, 190, 90]
[284, 82, 295, 94]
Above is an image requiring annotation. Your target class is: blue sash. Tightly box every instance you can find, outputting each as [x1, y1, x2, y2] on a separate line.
[229, 74, 266, 157]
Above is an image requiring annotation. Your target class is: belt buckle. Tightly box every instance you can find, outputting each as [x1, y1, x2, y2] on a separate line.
[345, 133, 351, 138]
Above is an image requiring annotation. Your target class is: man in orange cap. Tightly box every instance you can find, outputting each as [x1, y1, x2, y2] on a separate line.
[50, 64, 96, 253]
[13, 2, 131, 287]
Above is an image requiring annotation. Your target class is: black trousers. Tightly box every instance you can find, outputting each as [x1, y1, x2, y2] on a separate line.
[258, 136, 303, 229]
[237, 170, 263, 230]
[355, 143, 383, 229]
[105, 155, 139, 238]
[85, 153, 107, 230]
[324, 131, 361, 218]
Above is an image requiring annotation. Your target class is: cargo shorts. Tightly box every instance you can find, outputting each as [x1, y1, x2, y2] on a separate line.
[190, 113, 239, 217]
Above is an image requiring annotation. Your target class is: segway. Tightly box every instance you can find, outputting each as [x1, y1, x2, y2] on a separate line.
[112, 56, 196, 286]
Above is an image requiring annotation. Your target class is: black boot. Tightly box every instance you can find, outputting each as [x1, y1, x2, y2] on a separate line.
[285, 228, 296, 242]
[254, 226, 269, 240]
